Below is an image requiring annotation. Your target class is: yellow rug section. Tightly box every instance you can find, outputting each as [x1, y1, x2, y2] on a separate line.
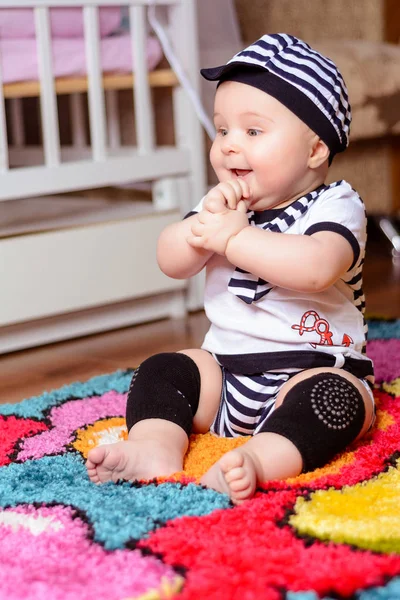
[290, 459, 400, 554]
[129, 576, 184, 600]
[383, 376, 400, 396]
[73, 417, 128, 457]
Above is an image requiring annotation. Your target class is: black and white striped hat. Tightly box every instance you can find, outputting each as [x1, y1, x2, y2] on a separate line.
[201, 33, 351, 158]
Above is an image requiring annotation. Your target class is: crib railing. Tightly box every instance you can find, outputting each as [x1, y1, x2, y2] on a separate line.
[0, 0, 206, 208]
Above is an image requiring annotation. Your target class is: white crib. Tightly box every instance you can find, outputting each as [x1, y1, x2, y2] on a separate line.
[0, 0, 207, 354]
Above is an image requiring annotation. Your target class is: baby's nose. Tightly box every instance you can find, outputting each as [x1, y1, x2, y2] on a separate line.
[221, 139, 241, 155]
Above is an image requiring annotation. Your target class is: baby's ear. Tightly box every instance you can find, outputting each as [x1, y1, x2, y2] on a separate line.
[308, 138, 330, 169]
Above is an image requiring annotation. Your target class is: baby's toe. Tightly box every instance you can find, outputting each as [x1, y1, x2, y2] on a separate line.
[86, 446, 106, 466]
[219, 450, 245, 475]
[224, 466, 246, 484]
[231, 487, 253, 501]
[229, 474, 251, 492]
[88, 472, 101, 484]
[85, 459, 97, 471]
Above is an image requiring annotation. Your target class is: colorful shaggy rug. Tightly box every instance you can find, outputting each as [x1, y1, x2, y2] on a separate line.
[1, 319, 400, 600]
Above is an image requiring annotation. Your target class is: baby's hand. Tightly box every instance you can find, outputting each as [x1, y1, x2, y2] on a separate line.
[187, 200, 249, 256]
[203, 178, 250, 213]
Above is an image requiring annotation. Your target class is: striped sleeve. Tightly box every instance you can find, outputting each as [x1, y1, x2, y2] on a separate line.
[183, 197, 205, 220]
[301, 181, 367, 270]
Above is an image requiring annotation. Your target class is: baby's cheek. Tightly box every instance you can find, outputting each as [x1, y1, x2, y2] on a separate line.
[209, 142, 220, 170]
[209, 145, 229, 180]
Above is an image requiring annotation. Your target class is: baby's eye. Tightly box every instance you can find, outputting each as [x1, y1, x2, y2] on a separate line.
[218, 128, 228, 137]
[248, 129, 261, 136]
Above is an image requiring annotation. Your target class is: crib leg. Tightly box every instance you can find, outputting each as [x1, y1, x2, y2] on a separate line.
[70, 93, 87, 148]
[9, 98, 25, 147]
[105, 89, 121, 150]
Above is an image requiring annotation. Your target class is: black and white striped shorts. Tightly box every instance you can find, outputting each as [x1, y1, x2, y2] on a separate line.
[210, 367, 375, 438]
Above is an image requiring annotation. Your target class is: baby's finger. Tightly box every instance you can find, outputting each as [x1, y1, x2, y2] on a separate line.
[198, 209, 215, 224]
[204, 192, 226, 213]
[191, 221, 204, 236]
[217, 182, 238, 209]
[237, 200, 248, 213]
[226, 179, 246, 204]
[186, 235, 204, 248]
[236, 176, 251, 199]
[196, 210, 206, 224]
[223, 179, 250, 208]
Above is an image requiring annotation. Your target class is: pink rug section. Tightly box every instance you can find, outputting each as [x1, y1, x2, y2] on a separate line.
[0, 504, 177, 600]
[367, 339, 400, 383]
[17, 391, 127, 462]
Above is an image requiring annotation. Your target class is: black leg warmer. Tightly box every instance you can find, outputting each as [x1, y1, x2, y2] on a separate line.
[259, 372, 366, 472]
[126, 352, 201, 437]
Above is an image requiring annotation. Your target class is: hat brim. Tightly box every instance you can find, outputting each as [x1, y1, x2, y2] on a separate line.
[200, 62, 249, 81]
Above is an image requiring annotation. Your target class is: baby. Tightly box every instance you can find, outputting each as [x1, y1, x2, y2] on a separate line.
[86, 34, 375, 504]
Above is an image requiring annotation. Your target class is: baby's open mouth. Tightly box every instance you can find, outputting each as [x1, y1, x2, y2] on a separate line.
[232, 169, 252, 177]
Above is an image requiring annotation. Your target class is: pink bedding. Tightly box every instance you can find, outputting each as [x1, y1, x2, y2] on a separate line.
[0, 35, 163, 84]
[0, 8, 121, 39]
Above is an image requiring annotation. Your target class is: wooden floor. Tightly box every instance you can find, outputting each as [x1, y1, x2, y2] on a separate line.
[1, 219, 400, 405]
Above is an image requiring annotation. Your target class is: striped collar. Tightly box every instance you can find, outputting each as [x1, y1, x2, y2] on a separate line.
[228, 183, 332, 305]
[249, 183, 327, 225]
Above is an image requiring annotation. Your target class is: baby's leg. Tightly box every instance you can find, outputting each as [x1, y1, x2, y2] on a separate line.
[86, 349, 222, 483]
[201, 367, 373, 504]
[200, 431, 302, 503]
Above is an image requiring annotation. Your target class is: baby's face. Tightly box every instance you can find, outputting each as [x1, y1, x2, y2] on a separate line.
[210, 80, 320, 211]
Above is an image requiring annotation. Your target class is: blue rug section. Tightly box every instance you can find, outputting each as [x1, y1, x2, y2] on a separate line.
[287, 593, 319, 600]
[367, 319, 400, 340]
[287, 593, 335, 600]
[356, 577, 400, 599]
[287, 577, 400, 600]
[0, 370, 134, 419]
[0, 453, 230, 549]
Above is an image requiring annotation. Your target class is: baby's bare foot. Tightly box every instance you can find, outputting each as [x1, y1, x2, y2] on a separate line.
[86, 439, 183, 484]
[200, 448, 258, 505]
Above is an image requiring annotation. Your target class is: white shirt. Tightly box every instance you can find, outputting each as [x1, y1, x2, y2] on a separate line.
[189, 180, 373, 380]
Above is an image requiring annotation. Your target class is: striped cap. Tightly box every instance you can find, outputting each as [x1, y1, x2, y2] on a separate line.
[201, 33, 351, 157]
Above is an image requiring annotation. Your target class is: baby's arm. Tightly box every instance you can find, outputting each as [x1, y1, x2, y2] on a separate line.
[226, 227, 354, 292]
[157, 215, 213, 279]
[187, 200, 353, 291]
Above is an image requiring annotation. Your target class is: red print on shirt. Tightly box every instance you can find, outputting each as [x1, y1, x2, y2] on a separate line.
[291, 310, 353, 348]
